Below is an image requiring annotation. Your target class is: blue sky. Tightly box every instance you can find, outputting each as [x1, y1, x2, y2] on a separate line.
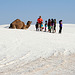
[0, 0, 75, 25]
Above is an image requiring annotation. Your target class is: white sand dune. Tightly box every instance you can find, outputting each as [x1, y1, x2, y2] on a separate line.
[0, 24, 75, 75]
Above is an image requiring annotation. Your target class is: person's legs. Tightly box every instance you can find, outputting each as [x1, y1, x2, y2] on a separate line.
[53, 25, 54, 33]
[60, 27, 62, 33]
[36, 28, 38, 31]
[59, 27, 62, 33]
[55, 26, 56, 32]
[38, 23, 40, 31]
[59, 27, 60, 33]
[52, 26, 54, 33]
[40, 23, 42, 31]
[50, 26, 51, 33]
[54, 26, 56, 32]
[45, 27, 46, 31]
[48, 26, 49, 32]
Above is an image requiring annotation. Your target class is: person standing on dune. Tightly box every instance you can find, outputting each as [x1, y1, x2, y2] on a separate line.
[51, 19, 54, 33]
[37, 16, 43, 31]
[45, 20, 47, 32]
[54, 19, 56, 33]
[35, 22, 39, 31]
[48, 19, 51, 33]
[59, 20, 63, 33]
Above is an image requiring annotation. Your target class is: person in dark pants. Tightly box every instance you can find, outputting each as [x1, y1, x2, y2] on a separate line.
[51, 19, 54, 33]
[35, 22, 38, 31]
[48, 19, 51, 33]
[45, 21, 47, 32]
[54, 19, 56, 33]
[59, 20, 62, 33]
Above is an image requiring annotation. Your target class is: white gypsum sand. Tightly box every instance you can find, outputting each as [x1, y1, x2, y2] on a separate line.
[0, 24, 75, 75]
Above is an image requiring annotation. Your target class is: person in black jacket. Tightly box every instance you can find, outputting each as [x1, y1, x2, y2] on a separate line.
[54, 19, 56, 33]
[51, 19, 54, 33]
[35, 22, 39, 31]
[59, 20, 62, 33]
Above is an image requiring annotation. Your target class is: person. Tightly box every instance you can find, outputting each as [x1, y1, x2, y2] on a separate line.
[41, 22, 44, 31]
[51, 19, 54, 33]
[54, 19, 56, 33]
[37, 16, 43, 31]
[35, 22, 38, 31]
[59, 20, 62, 33]
[45, 21, 47, 32]
[48, 19, 51, 33]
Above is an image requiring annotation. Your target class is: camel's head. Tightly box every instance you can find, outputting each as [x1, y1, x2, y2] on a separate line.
[27, 21, 32, 25]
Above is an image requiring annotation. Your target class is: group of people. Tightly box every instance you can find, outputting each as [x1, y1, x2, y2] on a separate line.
[35, 16, 62, 33]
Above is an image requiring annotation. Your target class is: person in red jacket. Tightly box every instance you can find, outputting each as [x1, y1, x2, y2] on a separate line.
[37, 16, 43, 31]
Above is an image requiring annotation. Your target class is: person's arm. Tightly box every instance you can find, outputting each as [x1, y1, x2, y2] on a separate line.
[37, 19, 38, 22]
[41, 18, 43, 22]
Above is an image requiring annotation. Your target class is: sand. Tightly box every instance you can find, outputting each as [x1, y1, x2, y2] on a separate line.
[0, 24, 75, 75]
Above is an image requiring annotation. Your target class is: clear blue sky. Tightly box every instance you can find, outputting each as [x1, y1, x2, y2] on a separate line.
[0, 0, 75, 25]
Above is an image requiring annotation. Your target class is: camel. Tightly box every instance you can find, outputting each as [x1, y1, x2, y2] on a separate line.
[9, 19, 32, 29]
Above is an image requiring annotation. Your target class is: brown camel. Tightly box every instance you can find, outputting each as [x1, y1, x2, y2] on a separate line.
[9, 19, 32, 29]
